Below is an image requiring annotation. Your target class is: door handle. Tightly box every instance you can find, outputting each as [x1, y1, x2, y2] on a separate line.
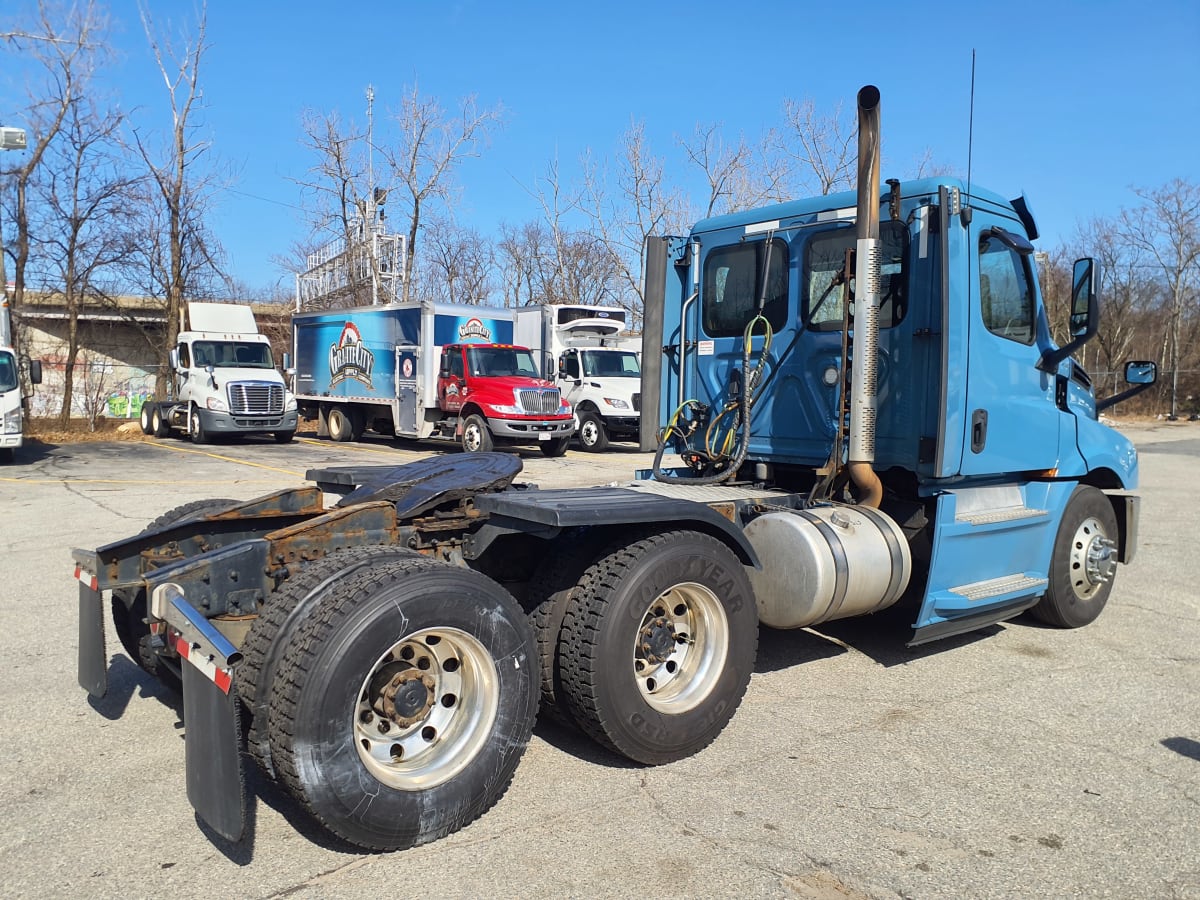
[970, 408, 988, 454]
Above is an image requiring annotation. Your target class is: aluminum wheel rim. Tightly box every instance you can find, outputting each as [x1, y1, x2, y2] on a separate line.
[580, 419, 599, 446]
[1069, 515, 1114, 601]
[354, 626, 499, 790]
[463, 423, 483, 452]
[632, 581, 729, 714]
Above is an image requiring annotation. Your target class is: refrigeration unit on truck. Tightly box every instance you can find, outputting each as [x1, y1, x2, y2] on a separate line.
[0, 299, 42, 463]
[75, 85, 1157, 853]
[514, 303, 642, 451]
[292, 302, 575, 455]
[139, 302, 297, 444]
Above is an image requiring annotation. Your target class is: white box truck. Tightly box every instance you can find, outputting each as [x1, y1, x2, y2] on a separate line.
[140, 302, 297, 444]
[514, 303, 641, 451]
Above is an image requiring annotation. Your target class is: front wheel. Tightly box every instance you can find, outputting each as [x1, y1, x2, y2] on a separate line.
[1029, 486, 1119, 628]
[139, 402, 155, 435]
[460, 414, 493, 453]
[539, 436, 570, 457]
[558, 530, 758, 764]
[576, 411, 609, 452]
[189, 404, 209, 444]
[268, 557, 537, 850]
[274, 430, 295, 444]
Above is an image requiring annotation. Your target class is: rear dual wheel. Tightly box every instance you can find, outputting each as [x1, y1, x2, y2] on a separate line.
[558, 530, 758, 765]
[267, 556, 537, 850]
[327, 406, 362, 443]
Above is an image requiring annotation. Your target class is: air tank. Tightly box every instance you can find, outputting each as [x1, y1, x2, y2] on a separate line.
[744, 505, 911, 629]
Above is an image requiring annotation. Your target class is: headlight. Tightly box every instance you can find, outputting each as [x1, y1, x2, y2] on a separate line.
[3, 408, 18, 434]
[285, 395, 297, 412]
[486, 404, 523, 416]
[206, 396, 227, 412]
[603, 397, 630, 410]
[560, 398, 572, 412]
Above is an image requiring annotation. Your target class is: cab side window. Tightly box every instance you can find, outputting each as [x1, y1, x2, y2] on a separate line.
[978, 234, 1035, 344]
[561, 350, 579, 379]
[178, 343, 192, 367]
[444, 349, 464, 379]
[702, 237, 788, 338]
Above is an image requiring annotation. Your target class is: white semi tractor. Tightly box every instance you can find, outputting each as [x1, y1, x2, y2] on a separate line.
[514, 303, 641, 451]
[140, 302, 297, 444]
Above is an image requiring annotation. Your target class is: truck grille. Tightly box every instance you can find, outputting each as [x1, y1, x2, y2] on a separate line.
[517, 388, 561, 415]
[632, 392, 641, 412]
[228, 382, 284, 416]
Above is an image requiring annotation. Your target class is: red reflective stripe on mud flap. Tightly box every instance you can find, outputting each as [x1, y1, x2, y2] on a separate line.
[173, 634, 234, 695]
[73, 565, 98, 592]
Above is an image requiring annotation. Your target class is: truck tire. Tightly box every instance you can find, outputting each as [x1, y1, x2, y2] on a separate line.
[111, 498, 240, 686]
[267, 557, 537, 851]
[151, 404, 170, 438]
[1029, 485, 1119, 628]
[327, 406, 356, 442]
[524, 529, 610, 726]
[576, 411, 609, 452]
[460, 413, 493, 453]
[558, 530, 758, 765]
[0, 448, 12, 464]
[539, 436, 570, 457]
[238, 546, 419, 778]
[139, 402, 155, 435]
[273, 430, 295, 444]
[189, 403, 209, 444]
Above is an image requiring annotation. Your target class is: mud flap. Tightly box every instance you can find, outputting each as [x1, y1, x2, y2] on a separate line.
[181, 658, 246, 842]
[77, 577, 107, 698]
[153, 584, 246, 842]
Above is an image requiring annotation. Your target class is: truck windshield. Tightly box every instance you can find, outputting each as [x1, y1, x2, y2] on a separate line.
[581, 350, 640, 378]
[466, 347, 541, 379]
[192, 341, 274, 369]
[0, 351, 15, 392]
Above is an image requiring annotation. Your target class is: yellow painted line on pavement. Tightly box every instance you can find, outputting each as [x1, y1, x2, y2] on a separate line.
[297, 437, 415, 457]
[0, 476, 283, 485]
[145, 440, 306, 477]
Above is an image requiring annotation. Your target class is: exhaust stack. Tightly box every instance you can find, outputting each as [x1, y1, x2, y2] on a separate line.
[847, 85, 883, 507]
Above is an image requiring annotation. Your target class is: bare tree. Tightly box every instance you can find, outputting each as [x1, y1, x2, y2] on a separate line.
[1117, 178, 1200, 417]
[418, 215, 495, 305]
[680, 123, 756, 218]
[31, 85, 139, 423]
[775, 97, 856, 196]
[580, 121, 688, 324]
[0, 0, 103, 373]
[132, 2, 225, 394]
[496, 221, 549, 308]
[380, 86, 502, 302]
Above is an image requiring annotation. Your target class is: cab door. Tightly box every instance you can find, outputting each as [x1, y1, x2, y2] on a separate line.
[437, 347, 465, 413]
[958, 217, 1060, 475]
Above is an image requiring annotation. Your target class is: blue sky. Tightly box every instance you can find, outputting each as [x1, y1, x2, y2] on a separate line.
[6, 0, 1199, 295]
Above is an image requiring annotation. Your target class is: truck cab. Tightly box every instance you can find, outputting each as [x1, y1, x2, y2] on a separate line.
[0, 346, 41, 463]
[146, 303, 297, 444]
[436, 342, 575, 455]
[557, 344, 641, 450]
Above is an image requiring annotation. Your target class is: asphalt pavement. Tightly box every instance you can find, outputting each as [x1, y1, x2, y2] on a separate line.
[0, 425, 1196, 899]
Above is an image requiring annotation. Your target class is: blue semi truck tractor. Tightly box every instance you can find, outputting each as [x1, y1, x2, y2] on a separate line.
[74, 85, 1155, 851]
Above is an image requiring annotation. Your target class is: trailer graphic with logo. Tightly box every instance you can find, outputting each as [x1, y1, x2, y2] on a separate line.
[292, 301, 570, 451]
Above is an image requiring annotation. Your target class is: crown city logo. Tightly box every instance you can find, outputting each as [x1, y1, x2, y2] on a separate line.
[458, 317, 492, 341]
[329, 322, 375, 388]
